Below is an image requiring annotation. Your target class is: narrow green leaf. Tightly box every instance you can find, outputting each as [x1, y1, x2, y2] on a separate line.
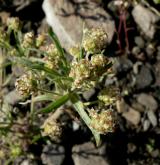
[38, 93, 70, 113]
[48, 28, 68, 68]
[33, 94, 55, 102]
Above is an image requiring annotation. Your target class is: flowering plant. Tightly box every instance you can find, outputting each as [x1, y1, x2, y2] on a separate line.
[0, 17, 117, 147]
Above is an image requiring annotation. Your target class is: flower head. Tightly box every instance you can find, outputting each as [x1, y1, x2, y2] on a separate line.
[15, 72, 37, 97]
[41, 113, 62, 142]
[21, 32, 34, 48]
[89, 108, 116, 134]
[69, 59, 93, 88]
[82, 28, 108, 53]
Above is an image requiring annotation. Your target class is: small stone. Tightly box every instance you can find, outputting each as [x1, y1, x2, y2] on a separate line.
[131, 101, 145, 112]
[72, 142, 109, 165]
[143, 119, 150, 131]
[83, 88, 96, 101]
[134, 36, 145, 48]
[151, 149, 159, 158]
[127, 143, 137, 153]
[122, 108, 141, 125]
[116, 98, 128, 113]
[135, 66, 153, 89]
[132, 5, 159, 39]
[133, 62, 143, 74]
[146, 43, 155, 57]
[132, 46, 141, 55]
[113, 56, 133, 73]
[20, 159, 37, 165]
[41, 144, 65, 165]
[147, 110, 157, 127]
[137, 93, 158, 111]
[3, 90, 21, 105]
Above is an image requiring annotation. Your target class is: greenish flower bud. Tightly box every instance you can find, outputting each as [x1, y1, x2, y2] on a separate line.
[91, 54, 109, 67]
[21, 32, 34, 48]
[82, 28, 108, 53]
[10, 145, 22, 157]
[89, 108, 116, 134]
[36, 33, 46, 47]
[44, 56, 59, 70]
[98, 86, 118, 106]
[8, 48, 18, 56]
[7, 17, 21, 31]
[41, 113, 62, 142]
[69, 45, 80, 58]
[0, 28, 7, 42]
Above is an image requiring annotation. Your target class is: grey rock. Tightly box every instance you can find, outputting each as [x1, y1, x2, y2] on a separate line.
[72, 142, 109, 165]
[116, 98, 128, 113]
[143, 119, 150, 131]
[137, 93, 158, 111]
[83, 88, 96, 101]
[135, 66, 153, 89]
[134, 36, 145, 48]
[122, 107, 141, 125]
[42, 0, 115, 49]
[3, 89, 21, 105]
[113, 56, 133, 73]
[132, 5, 159, 39]
[41, 144, 65, 165]
[147, 110, 157, 127]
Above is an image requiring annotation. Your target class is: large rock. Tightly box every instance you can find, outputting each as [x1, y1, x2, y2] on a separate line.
[72, 142, 109, 165]
[132, 4, 159, 39]
[42, 0, 115, 49]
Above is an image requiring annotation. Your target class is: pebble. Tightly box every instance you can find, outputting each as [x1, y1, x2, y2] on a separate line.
[41, 144, 65, 165]
[134, 36, 145, 48]
[135, 66, 153, 89]
[137, 93, 158, 111]
[147, 110, 157, 127]
[116, 98, 128, 113]
[132, 46, 141, 56]
[83, 88, 96, 101]
[146, 43, 155, 57]
[132, 4, 159, 39]
[3, 90, 21, 105]
[113, 56, 133, 73]
[143, 119, 150, 131]
[133, 62, 143, 74]
[122, 107, 141, 125]
[72, 142, 109, 165]
[131, 101, 145, 112]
